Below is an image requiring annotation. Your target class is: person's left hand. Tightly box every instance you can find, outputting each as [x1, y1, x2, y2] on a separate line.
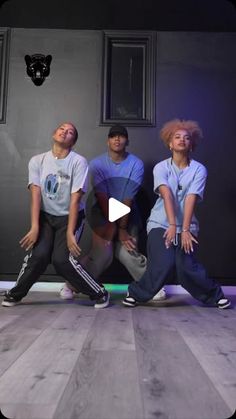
[118, 229, 137, 251]
[67, 232, 82, 258]
[181, 231, 198, 254]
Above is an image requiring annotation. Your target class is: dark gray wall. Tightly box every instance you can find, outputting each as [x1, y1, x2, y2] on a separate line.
[0, 29, 236, 284]
[0, 0, 236, 31]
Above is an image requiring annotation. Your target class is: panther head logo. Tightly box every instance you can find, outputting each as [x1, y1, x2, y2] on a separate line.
[25, 54, 52, 86]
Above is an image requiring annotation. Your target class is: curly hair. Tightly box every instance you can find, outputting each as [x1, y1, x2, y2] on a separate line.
[160, 119, 203, 151]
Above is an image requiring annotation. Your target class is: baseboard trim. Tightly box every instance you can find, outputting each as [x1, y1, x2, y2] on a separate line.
[0, 281, 236, 295]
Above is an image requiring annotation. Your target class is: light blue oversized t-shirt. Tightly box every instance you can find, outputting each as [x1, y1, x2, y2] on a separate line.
[28, 150, 88, 216]
[147, 158, 207, 235]
[89, 152, 144, 226]
[89, 152, 144, 201]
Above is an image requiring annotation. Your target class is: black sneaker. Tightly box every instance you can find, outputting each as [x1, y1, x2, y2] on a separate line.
[2, 293, 21, 307]
[94, 290, 110, 309]
[217, 298, 231, 309]
[122, 293, 137, 307]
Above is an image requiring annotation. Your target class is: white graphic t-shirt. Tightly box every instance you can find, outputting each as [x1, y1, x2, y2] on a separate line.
[28, 150, 88, 216]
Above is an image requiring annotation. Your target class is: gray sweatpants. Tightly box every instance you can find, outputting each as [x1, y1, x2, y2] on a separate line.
[80, 229, 147, 281]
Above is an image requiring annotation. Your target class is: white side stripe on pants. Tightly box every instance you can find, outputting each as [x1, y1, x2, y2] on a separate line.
[70, 218, 104, 295]
[69, 254, 103, 294]
[16, 251, 33, 284]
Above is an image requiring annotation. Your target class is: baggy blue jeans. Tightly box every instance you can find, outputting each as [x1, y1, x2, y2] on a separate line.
[128, 228, 224, 305]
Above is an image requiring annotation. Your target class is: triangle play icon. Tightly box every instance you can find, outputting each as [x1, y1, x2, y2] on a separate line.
[108, 197, 131, 222]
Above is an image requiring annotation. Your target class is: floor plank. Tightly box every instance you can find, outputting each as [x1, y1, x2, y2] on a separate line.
[148, 295, 236, 412]
[53, 350, 143, 419]
[132, 306, 233, 419]
[0, 306, 97, 412]
[82, 305, 135, 351]
[0, 297, 73, 378]
[0, 403, 57, 419]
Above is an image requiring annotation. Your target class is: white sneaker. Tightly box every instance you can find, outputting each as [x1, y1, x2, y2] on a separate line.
[152, 288, 167, 301]
[94, 291, 110, 309]
[217, 298, 231, 309]
[60, 285, 74, 300]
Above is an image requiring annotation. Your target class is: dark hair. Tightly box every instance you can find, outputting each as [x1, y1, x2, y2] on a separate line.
[108, 124, 128, 139]
[71, 125, 78, 144]
[55, 122, 78, 144]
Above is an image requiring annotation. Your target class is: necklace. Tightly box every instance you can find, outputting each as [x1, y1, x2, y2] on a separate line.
[171, 159, 190, 191]
[52, 150, 70, 159]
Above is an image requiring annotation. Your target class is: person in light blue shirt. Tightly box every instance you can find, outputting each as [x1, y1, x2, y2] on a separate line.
[123, 119, 231, 309]
[147, 157, 207, 235]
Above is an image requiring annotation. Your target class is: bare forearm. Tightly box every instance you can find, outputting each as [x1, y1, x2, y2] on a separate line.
[20, 185, 41, 250]
[159, 185, 177, 248]
[66, 191, 83, 257]
[96, 192, 109, 219]
[67, 198, 81, 235]
[117, 198, 132, 230]
[118, 199, 137, 251]
[159, 186, 176, 225]
[181, 194, 198, 253]
[182, 194, 197, 230]
[30, 185, 41, 229]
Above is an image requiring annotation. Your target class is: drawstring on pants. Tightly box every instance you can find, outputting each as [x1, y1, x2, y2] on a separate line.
[172, 233, 178, 246]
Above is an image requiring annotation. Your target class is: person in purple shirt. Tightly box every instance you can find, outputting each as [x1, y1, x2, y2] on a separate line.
[123, 119, 231, 309]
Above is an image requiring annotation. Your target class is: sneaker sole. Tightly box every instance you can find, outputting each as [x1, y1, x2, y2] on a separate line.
[60, 295, 74, 300]
[94, 295, 110, 309]
[122, 299, 136, 307]
[152, 295, 167, 301]
[2, 301, 21, 307]
[218, 301, 231, 309]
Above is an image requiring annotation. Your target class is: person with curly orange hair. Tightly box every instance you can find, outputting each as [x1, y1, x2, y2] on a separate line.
[123, 119, 231, 309]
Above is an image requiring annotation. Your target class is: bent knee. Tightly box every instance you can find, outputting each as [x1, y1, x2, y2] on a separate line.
[29, 251, 50, 267]
[52, 254, 69, 269]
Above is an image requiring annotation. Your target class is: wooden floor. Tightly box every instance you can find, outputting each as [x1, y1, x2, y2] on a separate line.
[0, 291, 235, 419]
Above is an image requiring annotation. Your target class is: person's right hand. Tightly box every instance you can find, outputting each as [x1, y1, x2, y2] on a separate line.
[163, 225, 176, 249]
[118, 229, 137, 252]
[19, 227, 39, 251]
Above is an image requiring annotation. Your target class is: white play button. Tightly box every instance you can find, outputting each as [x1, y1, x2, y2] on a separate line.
[108, 197, 131, 222]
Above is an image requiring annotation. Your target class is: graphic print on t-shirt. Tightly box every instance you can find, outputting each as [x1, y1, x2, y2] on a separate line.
[44, 171, 70, 200]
